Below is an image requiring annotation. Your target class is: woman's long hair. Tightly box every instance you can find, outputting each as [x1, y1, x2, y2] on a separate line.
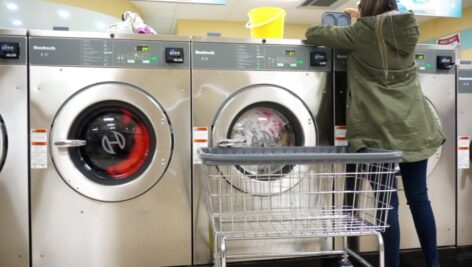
[358, 0, 400, 78]
[358, 0, 398, 17]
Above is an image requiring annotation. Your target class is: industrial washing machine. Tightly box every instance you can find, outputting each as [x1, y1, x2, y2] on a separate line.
[29, 30, 191, 267]
[0, 29, 29, 266]
[398, 44, 456, 249]
[192, 37, 333, 264]
[334, 44, 457, 251]
[456, 65, 472, 246]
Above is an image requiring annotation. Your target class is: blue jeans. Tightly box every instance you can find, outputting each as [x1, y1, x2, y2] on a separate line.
[382, 159, 440, 267]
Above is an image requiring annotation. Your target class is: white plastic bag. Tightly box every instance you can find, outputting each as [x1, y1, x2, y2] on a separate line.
[107, 11, 157, 34]
[107, 13, 134, 34]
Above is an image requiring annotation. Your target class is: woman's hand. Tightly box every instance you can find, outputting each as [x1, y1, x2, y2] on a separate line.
[344, 8, 360, 19]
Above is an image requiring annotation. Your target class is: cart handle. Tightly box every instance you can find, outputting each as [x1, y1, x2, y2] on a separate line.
[217, 139, 247, 148]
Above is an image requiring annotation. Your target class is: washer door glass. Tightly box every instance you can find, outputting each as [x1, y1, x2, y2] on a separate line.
[69, 101, 155, 186]
[51, 83, 172, 202]
[0, 115, 7, 172]
[212, 85, 318, 194]
[228, 103, 301, 180]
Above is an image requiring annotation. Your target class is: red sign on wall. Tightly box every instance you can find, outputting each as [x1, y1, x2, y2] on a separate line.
[437, 33, 461, 46]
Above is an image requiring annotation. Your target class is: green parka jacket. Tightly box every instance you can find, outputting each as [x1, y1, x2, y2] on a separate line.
[306, 11, 445, 162]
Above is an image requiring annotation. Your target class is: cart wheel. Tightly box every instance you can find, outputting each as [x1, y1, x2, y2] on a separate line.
[339, 259, 354, 267]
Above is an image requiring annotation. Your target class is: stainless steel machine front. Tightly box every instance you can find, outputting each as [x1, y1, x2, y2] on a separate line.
[0, 29, 29, 267]
[29, 30, 191, 267]
[192, 37, 333, 264]
[457, 65, 472, 246]
[345, 45, 457, 251]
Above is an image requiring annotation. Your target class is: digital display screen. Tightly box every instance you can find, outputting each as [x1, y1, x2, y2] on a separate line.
[137, 46, 150, 52]
[285, 49, 296, 57]
[415, 54, 425, 60]
[397, 0, 461, 18]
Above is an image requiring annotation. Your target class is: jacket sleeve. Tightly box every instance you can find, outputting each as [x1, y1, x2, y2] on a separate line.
[305, 25, 357, 51]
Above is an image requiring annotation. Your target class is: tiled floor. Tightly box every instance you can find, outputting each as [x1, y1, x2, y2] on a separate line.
[197, 246, 472, 267]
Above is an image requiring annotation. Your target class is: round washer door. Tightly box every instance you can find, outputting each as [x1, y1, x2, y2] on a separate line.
[0, 115, 6, 172]
[212, 85, 317, 194]
[426, 98, 442, 177]
[50, 83, 172, 202]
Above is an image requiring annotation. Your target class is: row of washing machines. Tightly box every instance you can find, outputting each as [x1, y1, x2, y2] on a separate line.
[0, 28, 468, 267]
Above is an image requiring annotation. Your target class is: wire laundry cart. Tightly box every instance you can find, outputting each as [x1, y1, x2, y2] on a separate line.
[198, 146, 402, 267]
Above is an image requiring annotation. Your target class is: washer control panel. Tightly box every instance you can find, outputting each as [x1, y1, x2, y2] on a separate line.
[29, 37, 189, 68]
[192, 42, 331, 71]
[415, 49, 455, 74]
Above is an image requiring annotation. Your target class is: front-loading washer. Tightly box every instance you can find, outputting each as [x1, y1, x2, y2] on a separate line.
[191, 37, 333, 264]
[29, 30, 191, 267]
[456, 65, 472, 246]
[0, 29, 29, 267]
[396, 44, 456, 249]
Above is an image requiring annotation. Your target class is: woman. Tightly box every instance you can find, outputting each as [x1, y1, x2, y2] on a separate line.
[305, 1, 443, 267]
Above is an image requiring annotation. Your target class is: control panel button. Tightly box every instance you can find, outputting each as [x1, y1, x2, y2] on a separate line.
[165, 47, 184, 63]
[0, 42, 20, 59]
[310, 51, 327, 67]
[437, 55, 454, 70]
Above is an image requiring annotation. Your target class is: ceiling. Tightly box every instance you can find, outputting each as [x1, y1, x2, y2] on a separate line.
[0, 0, 120, 31]
[134, 0, 472, 35]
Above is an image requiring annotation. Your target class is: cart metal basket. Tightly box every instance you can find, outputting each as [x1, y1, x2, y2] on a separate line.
[199, 146, 402, 267]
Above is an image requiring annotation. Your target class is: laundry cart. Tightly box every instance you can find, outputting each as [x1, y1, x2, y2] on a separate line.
[198, 146, 402, 267]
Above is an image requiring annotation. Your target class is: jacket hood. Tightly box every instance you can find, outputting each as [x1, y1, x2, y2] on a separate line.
[358, 11, 418, 55]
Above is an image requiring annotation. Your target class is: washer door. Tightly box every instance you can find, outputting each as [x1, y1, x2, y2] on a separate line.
[212, 85, 317, 194]
[0, 115, 6, 172]
[51, 83, 172, 202]
[426, 98, 442, 177]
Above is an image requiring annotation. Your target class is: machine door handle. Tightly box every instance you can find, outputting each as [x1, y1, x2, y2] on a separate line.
[217, 139, 246, 148]
[54, 139, 87, 148]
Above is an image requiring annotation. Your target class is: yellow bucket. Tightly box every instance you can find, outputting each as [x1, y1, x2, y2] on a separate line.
[246, 7, 286, 39]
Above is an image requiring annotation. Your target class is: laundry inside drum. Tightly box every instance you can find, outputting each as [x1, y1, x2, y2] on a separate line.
[228, 104, 302, 181]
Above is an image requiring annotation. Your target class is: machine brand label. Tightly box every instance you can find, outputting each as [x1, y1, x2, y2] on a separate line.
[169, 49, 181, 56]
[102, 131, 126, 155]
[32, 45, 56, 51]
[458, 70, 472, 93]
[1, 44, 15, 51]
[195, 50, 215, 55]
